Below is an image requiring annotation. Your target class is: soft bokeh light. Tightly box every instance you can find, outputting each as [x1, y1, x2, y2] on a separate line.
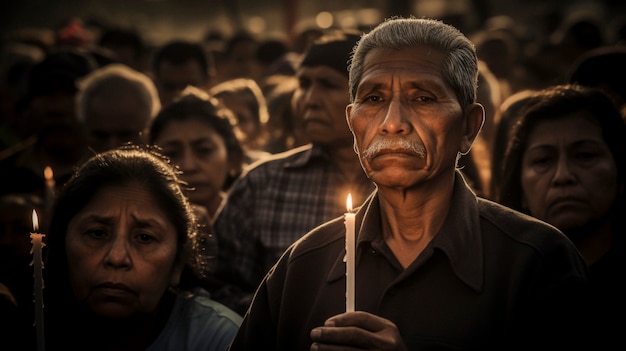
[315, 11, 334, 29]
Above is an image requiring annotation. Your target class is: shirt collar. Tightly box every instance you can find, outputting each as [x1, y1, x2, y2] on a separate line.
[356, 171, 484, 292]
[283, 144, 330, 168]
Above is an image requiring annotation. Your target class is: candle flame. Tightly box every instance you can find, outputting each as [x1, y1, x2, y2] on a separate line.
[32, 209, 39, 232]
[346, 193, 353, 212]
[44, 166, 53, 181]
[44, 166, 55, 187]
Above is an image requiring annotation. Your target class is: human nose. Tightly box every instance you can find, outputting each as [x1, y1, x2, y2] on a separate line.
[378, 97, 411, 134]
[103, 234, 132, 269]
[552, 155, 576, 185]
[177, 149, 197, 172]
[302, 84, 322, 107]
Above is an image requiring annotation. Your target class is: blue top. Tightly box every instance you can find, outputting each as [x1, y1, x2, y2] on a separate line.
[147, 287, 242, 351]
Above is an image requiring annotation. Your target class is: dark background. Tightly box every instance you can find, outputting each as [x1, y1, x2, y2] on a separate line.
[2, 0, 620, 46]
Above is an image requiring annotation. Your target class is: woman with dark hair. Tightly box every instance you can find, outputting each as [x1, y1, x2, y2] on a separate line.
[498, 84, 626, 348]
[149, 87, 244, 223]
[43, 145, 241, 350]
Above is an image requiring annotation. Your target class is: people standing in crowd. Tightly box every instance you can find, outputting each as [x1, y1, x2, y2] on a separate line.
[151, 39, 214, 106]
[212, 30, 376, 315]
[43, 145, 242, 350]
[261, 74, 309, 154]
[148, 87, 245, 224]
[489, 89, 540, 200]
[567, 45, 626, 120]
[97, 26, 148, 73]
[0, 48, 96, 199]
[229, 17, 589, 350]
[215, 30, 261, 84]
[209, 77, 272, 163]
[497, 84, 626, 349]
[75, 63, 161, 154]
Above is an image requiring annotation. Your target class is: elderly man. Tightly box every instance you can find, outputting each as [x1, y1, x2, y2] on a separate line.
[229, 17, 589, 350]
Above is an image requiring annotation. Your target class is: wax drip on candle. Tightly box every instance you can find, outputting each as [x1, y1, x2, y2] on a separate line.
[344, 193, 355, 312]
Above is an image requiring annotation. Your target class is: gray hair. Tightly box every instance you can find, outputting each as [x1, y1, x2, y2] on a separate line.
[75, 63, 161, 123]
[349, 17, 479, 108]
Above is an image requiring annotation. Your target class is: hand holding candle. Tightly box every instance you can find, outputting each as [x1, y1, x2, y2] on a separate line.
[30, 209, 46, 351]
[344, 193, 355, 312]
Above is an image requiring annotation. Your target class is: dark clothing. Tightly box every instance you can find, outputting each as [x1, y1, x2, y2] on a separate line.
[585, 238, 626, 349]
[230, 172, 589, 350]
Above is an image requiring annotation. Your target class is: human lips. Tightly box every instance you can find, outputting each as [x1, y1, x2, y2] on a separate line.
[547, 195, 587, 212]
[93, 282, 136, 298]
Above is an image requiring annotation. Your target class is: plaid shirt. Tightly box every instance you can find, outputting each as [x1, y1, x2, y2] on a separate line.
[213, 144, 375, 295]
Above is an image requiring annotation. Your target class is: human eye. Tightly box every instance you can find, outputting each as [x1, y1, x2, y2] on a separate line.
[573, 145, 605, 167]
[135, 232, 158, 245]
[83, 227, 109, 240]
[363, 95, 383, 103]
[524, 149, 554, 173]
[320, 78, 344, 90]
[414, 95, 435, 104]
[161, 148, 181, 161]
[194, 142, 217, 157]
[298, 76, 311, 90]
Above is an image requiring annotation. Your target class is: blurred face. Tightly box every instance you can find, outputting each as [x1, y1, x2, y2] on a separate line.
[295, 66, 352, 147]
[219, 94, 258, 144]
[521, 113, 619, 232]
[153, 119, 231, 210]
[65, 183, 182, 319]
[347, 46, 483, 189]
[23, 93, 86, 152]
[156, 61, 207, 106]
[85, 93, 150, 153]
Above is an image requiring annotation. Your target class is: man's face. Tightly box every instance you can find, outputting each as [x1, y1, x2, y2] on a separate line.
[155, 60, 207, 106]
[85, 92, 150, 153]
[294, 65, 352, 148]
[347, 45, 482, 189]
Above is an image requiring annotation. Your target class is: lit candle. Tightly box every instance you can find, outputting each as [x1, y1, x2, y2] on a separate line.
[30, 209, 45, 351]
[344, 193, 355, 312]
[43, 166, 55, 222]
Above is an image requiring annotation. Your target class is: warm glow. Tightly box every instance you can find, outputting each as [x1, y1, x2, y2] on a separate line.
[346, 193, 353, 212]
[32, 209, 39, 232]
[44, 166, 53, 181]
[316, 11, 334, 29]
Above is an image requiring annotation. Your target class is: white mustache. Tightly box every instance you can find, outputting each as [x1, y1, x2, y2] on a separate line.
[360, 139, 426, 160]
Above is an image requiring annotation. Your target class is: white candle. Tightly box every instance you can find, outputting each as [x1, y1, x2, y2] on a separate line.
[30, 209, 46, 351]
[344, 194, 355, 312]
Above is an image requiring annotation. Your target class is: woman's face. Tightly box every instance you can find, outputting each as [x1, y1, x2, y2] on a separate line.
[154, 119, 231, 210]
[65, 183, 183, 318]
[520, 113, 619, 232]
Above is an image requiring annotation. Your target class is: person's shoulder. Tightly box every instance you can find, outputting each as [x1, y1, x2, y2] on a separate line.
[286, 215, 346, 260]
[148, 288, 242, 351]
[179, 287, 243, 325]
[477, 197, 569, 244]
[243, 144, 313, 173]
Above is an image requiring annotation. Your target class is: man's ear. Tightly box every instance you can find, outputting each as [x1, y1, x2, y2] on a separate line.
[460, 102, 485, 155]
[345, 104, 354, 131]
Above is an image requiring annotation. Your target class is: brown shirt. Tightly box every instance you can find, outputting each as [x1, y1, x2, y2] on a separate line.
[230, 172, 589, 350]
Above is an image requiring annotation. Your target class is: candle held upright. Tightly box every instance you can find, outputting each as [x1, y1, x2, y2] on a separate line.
[30, 209, 46, 351]
[344, 193, 355, 312]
